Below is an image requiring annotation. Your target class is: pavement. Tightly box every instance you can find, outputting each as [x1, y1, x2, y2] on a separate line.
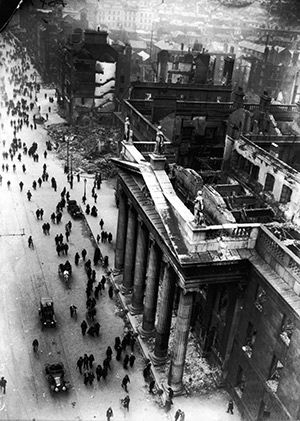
[0, 33, 242, 421]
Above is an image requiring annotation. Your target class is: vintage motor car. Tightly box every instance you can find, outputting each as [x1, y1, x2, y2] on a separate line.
[45, 362, 70, 393]
[39, 298, 57, 329]
[67, 200, 83, 219]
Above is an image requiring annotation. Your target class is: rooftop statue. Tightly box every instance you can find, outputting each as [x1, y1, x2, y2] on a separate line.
[124, 117, 130, 142]
[194, 189, 205, 226]
[154, 126, 165, 155]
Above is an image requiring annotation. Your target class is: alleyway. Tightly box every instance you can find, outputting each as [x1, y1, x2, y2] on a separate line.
[0, 33, 242, 421]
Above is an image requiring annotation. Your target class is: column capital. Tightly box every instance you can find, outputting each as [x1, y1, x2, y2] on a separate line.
[137, 215, 145, 227]
[151, 233, 161, 247]
[128, 199, 135, 213]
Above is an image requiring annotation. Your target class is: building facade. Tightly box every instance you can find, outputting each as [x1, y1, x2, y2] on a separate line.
[112, 140, 300, 421]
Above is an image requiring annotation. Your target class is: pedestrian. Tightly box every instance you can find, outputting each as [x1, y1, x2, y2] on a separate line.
[94, 193, 97, 203]
[82, 248, 87, 261]
[81, 320, 88, 336]
[123, 354, 129, 369]
[87, 325, 95, 337]
[19, 181, 24, 191]
[175, 409, 183, 421]
[95, 364, 102, 382]
[93, 247, 101, 266]
[227, 399, 234, 414]
[94, 321, 100, 336]
[99, 218, 104, 230]
[28, 236, 33, 248]
[130, 335, 136, 352]
[103, 357, 111, 371]
[65, 230, 70, 242]
[38, 177, 42, 187]
[83, 372, 89, 386]
[22, 164, 26, 173]
[106, 407, 113, 421]
[75, 252, 80, 265]
[129, 353, 136, 368]
[32, 180, 37, 190]
[76, 357, 84, 375]
[122, 395, 130, 411]
[40, 209, 44, 220]
[96, 234, 100, 244]
[121, 374, 130, 392]
[102, 366, 108, 381]
[36, 209, 40, 220]
[101, 275, 106, 290]
[27, 190, 32, 201]
[116, 345, 122, 361]
[108, 232, 112, 243]
[83, 353, 89, 370]
[121, 336, 127, 351]
[168, 387, 174, 405]
[149, 379, 155, 394]
[88, 354, 95, 369]
[77, 173, 80, 182]
[106, 346, 113, 361]
[108, 285, 114, 299]
[0, 377, 7, 394]
[44, 150, 47, 159]
[70, 305, 77, 318]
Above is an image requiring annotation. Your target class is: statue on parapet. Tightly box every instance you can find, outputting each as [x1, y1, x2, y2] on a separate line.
[124, 117, 130, 142]
[194, 189, 205, 226]
[154, 125, 165, 155]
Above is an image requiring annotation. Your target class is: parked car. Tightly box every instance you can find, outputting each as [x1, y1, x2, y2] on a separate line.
[39, 298, 56, 329]
[45, 362, 70, 393]
[67, 200, 83, 219]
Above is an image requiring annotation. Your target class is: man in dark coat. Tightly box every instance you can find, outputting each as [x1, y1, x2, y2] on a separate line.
[76, 357, 84, 374]
[81, 320, 88, 336]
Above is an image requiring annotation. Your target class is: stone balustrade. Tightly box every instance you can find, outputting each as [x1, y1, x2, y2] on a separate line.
[255, 225, 300, 294]
[184, 222, 260, 253]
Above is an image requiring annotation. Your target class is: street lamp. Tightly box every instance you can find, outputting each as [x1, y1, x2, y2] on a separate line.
[83, 178, 87, 200]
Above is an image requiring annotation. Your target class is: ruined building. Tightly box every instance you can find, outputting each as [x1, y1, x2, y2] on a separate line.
[112, 60, 300, 419]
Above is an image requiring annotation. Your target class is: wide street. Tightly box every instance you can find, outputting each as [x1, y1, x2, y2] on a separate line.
[0, 34, 242, 421]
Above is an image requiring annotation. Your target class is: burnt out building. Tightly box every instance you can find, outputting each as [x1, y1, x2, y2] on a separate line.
[57, 29, 131, 124]
[111, 136, 300, 421]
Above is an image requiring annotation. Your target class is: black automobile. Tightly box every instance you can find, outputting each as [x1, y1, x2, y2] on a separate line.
[39, 298, 57, 329]
[45, 362, 70, 393]
[67, 200, 83, 219]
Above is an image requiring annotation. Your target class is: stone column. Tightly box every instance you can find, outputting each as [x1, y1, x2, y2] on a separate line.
[122, 201, 137, 294]
[168, 291, 194, 393]
[114, 189, 128, 272]
[130, 218, 149, 314]
[152, 261, 176, 365]
[139, 237, 161, 336]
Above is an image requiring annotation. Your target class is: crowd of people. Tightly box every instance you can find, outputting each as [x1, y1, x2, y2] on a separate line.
[0, 32, 193, 421]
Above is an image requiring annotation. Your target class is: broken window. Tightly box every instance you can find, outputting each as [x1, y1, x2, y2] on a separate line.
[266, 356, 283, 393]
[279, 185, 292, 204]
[254, 285, 266, 312]
[280, 315, 294, 346]
[242, 321, 257, 358]
[235, 365, 246, 397]
[264, 173, 275, 193]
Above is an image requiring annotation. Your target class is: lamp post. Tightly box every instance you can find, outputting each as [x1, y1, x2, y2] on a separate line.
[83, 178, 87, 200]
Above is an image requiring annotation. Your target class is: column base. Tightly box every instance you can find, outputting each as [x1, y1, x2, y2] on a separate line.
[163, 380, 185, 396]
[120, 284, 132, 295]
[128, 304, 144, 315]
[138, 326, 156, 338]
[150, 351, 168, 366]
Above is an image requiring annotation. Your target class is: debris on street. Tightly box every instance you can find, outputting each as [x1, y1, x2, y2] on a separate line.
[46, 123, 122, 177]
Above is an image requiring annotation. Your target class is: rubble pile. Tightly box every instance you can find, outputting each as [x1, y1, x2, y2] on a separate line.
[46, 123, 122, 177]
